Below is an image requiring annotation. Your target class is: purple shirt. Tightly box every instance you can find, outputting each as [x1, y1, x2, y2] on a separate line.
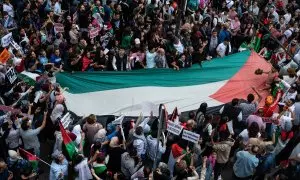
[246, 115, 265, 130]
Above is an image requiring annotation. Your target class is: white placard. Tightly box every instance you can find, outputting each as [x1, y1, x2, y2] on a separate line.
[1, 33, 12, 47]
[6, 67, 17, 84]
[167, 120, 183, 135]
[61, 112, 72, 129]
[54, 23, 64, 33]
[182, 130, 200, 143]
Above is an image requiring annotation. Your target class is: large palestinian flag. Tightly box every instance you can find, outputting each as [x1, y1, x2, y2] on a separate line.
[56, 51, 271, 116]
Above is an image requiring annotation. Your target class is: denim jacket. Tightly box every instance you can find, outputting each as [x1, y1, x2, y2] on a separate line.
[256, 153, 275, 175]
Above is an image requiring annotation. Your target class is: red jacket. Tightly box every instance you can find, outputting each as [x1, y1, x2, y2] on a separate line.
[82, 56, 93, 71]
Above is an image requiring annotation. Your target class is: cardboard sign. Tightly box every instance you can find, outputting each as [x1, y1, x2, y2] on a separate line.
[6, 67, 17, 84]
[54, 23, 64, 33]
[182, 130, 200, 143]
[0, 48, 10, 64]
[1, 32, 12, 47]
[89, 28, 99, 39]
[167, 120, 183, 135]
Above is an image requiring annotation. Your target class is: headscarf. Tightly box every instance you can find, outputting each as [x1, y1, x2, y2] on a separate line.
[72, 125, 82, 145]
[50, 104, 64, 123]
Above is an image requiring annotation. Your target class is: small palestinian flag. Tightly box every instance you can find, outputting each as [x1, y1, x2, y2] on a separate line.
[59, 121, 77, 159]
[18, 71, 40, 86]
[250, 33, 262, 52]
[19, 148, 38, 170]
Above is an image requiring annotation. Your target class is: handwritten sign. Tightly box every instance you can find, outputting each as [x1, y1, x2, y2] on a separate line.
[0, 48, 10, 64]
[182, 130, 200, 143]
[6, 67, 17, 84]
[61, 112, 73, 129]
[167, 120, 183, 135]
[54, 23, 64, 33]
[1, 32, 12, 47]
[89, 28, 99, 39]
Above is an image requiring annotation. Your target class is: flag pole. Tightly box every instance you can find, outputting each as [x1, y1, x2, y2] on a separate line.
[153, 104, 165, 169]
[19, 148, 52, 167]
[35, 156, 52, 167]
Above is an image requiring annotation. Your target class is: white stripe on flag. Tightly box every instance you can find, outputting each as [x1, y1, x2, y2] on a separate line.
[63, 80, 227, 116]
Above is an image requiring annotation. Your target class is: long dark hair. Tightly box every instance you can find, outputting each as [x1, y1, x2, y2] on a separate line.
[248, 122, 260, 138]
[196, 102, 208, 116]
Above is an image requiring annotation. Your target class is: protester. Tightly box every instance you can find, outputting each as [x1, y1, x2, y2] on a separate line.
[0, 0, 300, 180]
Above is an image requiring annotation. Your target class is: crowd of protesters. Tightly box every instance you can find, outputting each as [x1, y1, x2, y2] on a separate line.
[0, 0, 300, 180]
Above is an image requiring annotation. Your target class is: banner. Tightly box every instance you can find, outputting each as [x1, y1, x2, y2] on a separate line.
[182, 130, 200, 143]
[89, 28, 99, 39]
[0, 48, 10, 64]
[167, 120, 183, 135]
[6, 67, 17, 84]
[1, 33, 12, 47]
[0, 105, 33, 118]
[54, 23, 64, 33]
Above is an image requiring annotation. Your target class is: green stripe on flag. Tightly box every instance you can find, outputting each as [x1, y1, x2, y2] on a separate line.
[56, 51, 251, 94]
[65, 142, 76, 159]
[30, 160, 38, 170]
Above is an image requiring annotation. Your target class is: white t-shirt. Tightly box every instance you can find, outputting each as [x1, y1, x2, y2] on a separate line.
[216, 43, 228, 57]
[284, 28, 294, 39]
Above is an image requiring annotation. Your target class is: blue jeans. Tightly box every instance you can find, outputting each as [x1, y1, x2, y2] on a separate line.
[196, 161, 213, 180]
